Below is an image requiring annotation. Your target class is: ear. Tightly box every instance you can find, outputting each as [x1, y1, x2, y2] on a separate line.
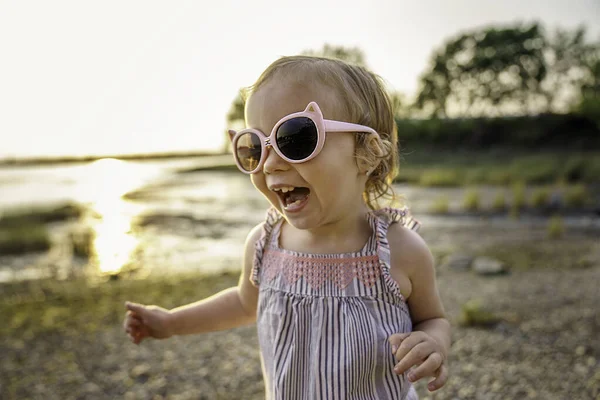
[304, 102, 321, 115]
[227, 129, 237, 142]
[357, 134, 384, 175]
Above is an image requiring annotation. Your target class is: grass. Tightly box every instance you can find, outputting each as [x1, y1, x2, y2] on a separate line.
[418, 169, 461, 187]
[480, 241, 594, 271]
[462, 189, 480, 212]
[460, 300, 501, 328]
[0, 271, 239, 339]
[530, 188, 550, 209]
[511, 182, 527, 213]
[0, 203, 82, 228]
[547, 215, 565, 239]
[396, 150, 600, 187]
[0, 225, 51, 255]
[564, 184, 589, 208]
[0, 203, 84, 256]
[429, 196, 450, 214]
[492, 190, 507, 212]
[69, 226, 95, 258]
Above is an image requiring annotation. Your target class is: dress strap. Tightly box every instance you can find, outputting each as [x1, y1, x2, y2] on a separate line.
[369, 207, 421, 301]
[251, 207, 282, 287]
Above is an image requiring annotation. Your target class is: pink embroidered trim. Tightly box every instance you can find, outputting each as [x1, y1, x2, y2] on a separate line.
[262, 249, 382, 289]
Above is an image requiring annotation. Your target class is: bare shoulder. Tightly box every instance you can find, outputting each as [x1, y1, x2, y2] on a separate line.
[387, 222, 446, 322]
[245, 222, 265, 247]
[386, 222, 434, 277]
[237, 222, 265, 314]
[242, 222, 265, 263]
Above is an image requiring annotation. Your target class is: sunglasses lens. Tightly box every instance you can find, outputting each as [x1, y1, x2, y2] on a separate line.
[276, 117, 318, 161]
[235, 132, 262, 171]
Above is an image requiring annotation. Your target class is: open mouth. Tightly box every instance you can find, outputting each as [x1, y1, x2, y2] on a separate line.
[273, 186, 311, 209]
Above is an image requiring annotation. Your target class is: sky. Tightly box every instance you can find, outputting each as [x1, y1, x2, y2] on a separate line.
[0, 0, 598, 159]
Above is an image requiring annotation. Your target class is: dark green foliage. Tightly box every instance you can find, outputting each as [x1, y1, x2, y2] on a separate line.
[396, 113, 600, 150]
[415, 23, 599, 117]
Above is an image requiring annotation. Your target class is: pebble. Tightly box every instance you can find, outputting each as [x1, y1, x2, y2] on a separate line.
[473, 256, 508, 275]
[442, 253, 473, 271]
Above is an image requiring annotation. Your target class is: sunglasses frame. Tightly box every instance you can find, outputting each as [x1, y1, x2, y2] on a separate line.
[228, 102, 379, 174]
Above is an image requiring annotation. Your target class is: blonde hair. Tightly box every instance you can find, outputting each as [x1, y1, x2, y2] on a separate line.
[245, 55, 400, 210]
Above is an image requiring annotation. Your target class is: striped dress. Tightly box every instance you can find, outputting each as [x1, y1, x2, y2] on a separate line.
[252, 207, 420, 400]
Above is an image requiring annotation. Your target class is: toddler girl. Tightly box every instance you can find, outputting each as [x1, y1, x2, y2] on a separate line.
[124, 55, 450, 399]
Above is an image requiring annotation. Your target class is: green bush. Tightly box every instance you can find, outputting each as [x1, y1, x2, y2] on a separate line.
[564, 184, 588, 208]
[463, 189, 480, 211]
[512, 182, 527, 211]
[530, 188, 550, 209]
[509, 157, 557, 184]
[419, 169, 461, 186]
[460, 299, 500, 327]
[492, 191, 507, 212]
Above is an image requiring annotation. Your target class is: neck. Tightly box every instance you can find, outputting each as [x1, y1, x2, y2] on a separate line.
[282, 203, 373, 254]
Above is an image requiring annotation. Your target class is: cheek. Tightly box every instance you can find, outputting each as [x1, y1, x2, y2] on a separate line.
[319, 136, 359, 172]
[251, 173, 267, 195]
[251, 174, 278, 203]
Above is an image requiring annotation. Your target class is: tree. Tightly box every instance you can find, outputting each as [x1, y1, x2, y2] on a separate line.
[574, 45, 600, 128]
[226, 92, 246, 128]
[415, 23, 548, 117]
[389, 92, 413, 119]
[543, 26, 600, 112]
[415, 23, 600, 118]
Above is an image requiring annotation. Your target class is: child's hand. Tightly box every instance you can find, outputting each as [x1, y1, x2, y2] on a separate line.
[123, 301, 173, 344]
[389, 332, 448, 392]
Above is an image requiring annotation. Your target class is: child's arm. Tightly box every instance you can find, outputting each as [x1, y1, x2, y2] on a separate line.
[123, 223, 262, 343]
[387, 224, 451, 392]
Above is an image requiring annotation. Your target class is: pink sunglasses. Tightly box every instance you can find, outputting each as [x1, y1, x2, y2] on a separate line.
[228, 102, 379, 174]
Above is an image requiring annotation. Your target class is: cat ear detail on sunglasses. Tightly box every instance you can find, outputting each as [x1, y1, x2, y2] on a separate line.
[228, 101, 380, 174]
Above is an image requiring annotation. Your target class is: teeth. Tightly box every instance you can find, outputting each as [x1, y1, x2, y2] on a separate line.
[274, 186, 295, 193]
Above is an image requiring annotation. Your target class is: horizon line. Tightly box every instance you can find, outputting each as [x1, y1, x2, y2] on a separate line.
[0, 149, 231, 167]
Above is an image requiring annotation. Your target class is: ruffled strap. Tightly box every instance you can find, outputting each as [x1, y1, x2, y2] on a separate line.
[251, 207, 282, 287]
[369, 207, 421, 301]
[371, 207, 420, 232]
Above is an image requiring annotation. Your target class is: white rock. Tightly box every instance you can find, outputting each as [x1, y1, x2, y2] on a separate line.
[473, 257, 508, 275]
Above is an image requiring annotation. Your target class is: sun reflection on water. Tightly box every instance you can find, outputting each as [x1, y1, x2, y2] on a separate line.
[90, 197, 138, 274]
[76, 158, 153, 275]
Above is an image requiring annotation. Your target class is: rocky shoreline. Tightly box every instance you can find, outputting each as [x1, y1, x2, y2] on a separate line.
[1, 218, 599, 399]
[2, 261, 598, 399]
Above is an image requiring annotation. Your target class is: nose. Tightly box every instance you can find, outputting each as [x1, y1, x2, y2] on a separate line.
[262, 145, 289, 174]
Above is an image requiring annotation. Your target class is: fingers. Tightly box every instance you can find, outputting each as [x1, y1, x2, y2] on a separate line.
[406, 351, 443, 383]
[389, 331, 449, 389]
[388, 332, 410, 354]
[123, 311, 142, 331]
[427, 364, 449, 392]
[125, 301, 146, 315]
[124, 301, 148, 345]
[126, 316, 142, 328]
[128, 330, 146, 345]
[391, 333, 427, 371]
[394, 341, 435, 375]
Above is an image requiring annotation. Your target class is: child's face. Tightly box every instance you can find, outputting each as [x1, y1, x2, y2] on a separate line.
[245, 79, 368, 230]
